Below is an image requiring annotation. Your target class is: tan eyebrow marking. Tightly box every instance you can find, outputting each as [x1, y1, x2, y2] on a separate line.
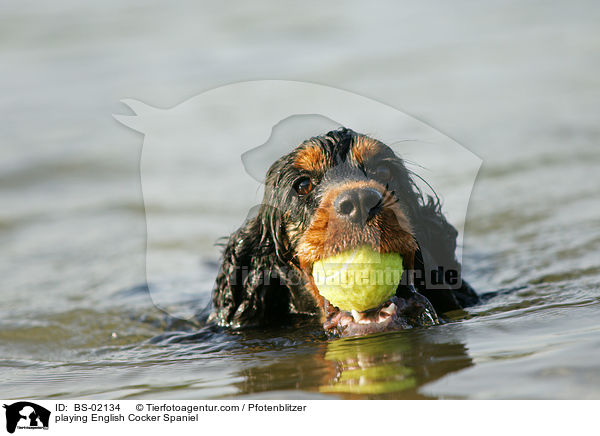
[351, 135, 384, 164]
[294, 141, 328, 172]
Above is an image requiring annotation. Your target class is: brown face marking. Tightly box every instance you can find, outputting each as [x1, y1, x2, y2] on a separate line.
[351, 135, 384, 165]
[290, 134, 416, 311]
[295, 179, 417, 272]
[294, 141, 329, 173]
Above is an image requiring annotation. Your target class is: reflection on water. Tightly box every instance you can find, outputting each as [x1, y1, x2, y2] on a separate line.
[320, 332, 471, 397]
[321, 335, 417, 396]
[227, 325, 472, 399]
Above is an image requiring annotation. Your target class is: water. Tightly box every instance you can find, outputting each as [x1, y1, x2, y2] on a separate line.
[1, 0, 599, 399]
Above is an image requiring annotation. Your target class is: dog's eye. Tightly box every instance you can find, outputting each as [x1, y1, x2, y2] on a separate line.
[371, 163, 392, 182]
[294, 177, 314, 196]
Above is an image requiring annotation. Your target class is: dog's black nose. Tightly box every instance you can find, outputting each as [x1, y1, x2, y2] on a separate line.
[334, 187, 383, 223]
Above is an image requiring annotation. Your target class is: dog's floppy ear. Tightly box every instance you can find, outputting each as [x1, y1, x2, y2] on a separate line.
[411, 196, 478, 312]
[210, 205, 292, 328]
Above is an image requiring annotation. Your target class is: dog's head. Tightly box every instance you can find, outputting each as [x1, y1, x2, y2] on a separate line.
[212, 128, 472, 337]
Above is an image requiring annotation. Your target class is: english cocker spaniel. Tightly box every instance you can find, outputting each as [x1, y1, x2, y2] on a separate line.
[209, 128, 478, 337]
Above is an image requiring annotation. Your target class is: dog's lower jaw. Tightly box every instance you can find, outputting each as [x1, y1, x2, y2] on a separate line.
[322, 291, 439, 338]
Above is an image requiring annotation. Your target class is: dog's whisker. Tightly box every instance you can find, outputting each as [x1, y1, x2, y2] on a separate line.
[407, 169, 441, 205]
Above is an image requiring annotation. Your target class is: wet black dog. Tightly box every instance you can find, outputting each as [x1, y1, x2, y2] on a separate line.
[209, 128, 478, 337]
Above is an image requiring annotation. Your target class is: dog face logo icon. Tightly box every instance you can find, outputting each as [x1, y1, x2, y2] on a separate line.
[3, 402, 50, 434]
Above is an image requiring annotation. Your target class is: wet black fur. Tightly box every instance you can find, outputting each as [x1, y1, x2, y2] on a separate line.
[211, 128, 478, 328]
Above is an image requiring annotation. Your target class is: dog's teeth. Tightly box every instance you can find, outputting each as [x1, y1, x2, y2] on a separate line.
[381, 303, 397, 316]
[351, 310, 371, 324]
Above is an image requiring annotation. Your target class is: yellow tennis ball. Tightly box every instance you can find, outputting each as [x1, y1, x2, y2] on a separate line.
[312, 246, 403, 312]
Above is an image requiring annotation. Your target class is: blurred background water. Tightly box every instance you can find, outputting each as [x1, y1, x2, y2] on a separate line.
[1, 0, 599, 399]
